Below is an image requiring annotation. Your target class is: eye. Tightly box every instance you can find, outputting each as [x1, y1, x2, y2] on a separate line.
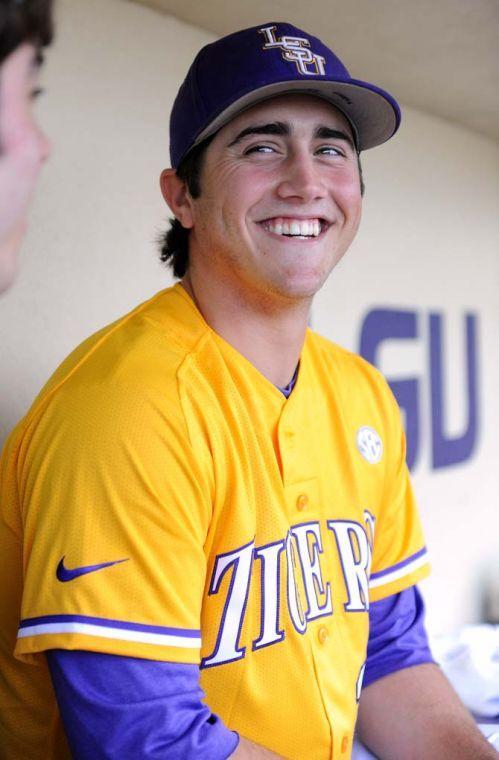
[243, 144, 277, 156]
[316, 145, 346, 157]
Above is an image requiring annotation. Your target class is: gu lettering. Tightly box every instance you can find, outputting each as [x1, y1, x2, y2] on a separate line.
[201, 516, 374, 669]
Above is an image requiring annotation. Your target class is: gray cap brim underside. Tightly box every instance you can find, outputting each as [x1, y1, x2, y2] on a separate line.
[194, 80, 398, 153]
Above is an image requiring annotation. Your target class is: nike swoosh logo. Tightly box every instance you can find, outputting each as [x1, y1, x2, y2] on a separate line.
[56, 556, 128, 582]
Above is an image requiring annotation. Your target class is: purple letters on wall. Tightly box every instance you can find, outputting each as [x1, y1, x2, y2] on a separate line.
[359, 309, 479, 471]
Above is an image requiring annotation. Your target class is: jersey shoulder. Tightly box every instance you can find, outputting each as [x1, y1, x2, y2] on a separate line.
[306, 329, 397, 407]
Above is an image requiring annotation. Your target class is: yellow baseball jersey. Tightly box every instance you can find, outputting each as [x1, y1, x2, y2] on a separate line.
[0, 283, 430, 759]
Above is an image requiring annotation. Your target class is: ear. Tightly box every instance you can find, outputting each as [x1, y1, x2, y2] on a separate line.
[160, 169, 194, 230]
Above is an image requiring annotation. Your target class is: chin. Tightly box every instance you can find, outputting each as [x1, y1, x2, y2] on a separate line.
[276, 262, 334, 298]
[0, 230, 23, 294]
[268, 274, 327, 302]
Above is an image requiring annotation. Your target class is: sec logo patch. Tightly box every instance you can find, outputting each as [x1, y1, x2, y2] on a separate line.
[356, 426, 383, 464]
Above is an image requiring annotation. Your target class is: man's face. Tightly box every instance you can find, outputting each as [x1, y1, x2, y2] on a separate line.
[186, 94, 362, 305]
[0, 43, 50, 294]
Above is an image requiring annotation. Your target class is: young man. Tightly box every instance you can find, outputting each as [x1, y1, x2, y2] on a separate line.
[0, 0, 52, 294]
[1, 22, 496, 760]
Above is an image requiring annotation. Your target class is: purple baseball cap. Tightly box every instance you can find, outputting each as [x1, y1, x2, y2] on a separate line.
[169, 22, 401, 168]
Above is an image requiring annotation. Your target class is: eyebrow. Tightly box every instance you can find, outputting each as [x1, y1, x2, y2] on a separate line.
[227, 122, 289, 146]
[315, 126, 355, 151]
[33, 49, 45, 68]
[227, 122, 355, 151]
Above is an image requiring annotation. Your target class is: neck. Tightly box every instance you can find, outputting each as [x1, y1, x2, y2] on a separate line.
[181, 271, 310, 388]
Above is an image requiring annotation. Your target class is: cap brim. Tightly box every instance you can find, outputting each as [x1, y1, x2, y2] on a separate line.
[194, 79, 400, 152]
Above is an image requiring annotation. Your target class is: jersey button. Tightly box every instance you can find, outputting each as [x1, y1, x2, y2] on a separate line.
[296, 494, 308, 511]
[317, 626, 329, 645]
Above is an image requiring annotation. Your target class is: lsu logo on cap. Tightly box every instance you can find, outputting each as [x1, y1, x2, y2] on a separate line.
[356, 426, 383, 464]
[259, 25, 326, 76]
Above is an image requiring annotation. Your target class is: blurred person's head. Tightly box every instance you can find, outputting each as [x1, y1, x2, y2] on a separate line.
[0, 0, 53, 294]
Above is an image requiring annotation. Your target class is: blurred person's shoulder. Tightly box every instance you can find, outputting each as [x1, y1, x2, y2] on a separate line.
[6, 284, 209, 450]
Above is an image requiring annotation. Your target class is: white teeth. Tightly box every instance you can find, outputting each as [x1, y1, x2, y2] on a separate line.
[263, 218, 322, 238]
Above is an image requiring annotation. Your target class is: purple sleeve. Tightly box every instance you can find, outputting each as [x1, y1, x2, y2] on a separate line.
[363, 585, 435, 689]
[46, 650, 239, 760]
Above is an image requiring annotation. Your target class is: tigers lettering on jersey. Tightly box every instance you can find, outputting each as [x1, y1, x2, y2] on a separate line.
[201, 515, 427, 668]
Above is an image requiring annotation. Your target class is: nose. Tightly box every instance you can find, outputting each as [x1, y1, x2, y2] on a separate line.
[276, 151, 326, 204]
[36, 125, 51, 163]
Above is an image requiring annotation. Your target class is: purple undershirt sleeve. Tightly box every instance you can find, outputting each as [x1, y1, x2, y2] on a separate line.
[46, 649, 239, 760]
[363, 585, 435, 689]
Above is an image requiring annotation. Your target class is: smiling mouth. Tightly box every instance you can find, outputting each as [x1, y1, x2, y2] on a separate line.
[260, 217, 329, 240]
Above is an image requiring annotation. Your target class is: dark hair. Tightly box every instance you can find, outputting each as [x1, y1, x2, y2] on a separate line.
[159, 141, 365, 279]
[158, 138, 212, 279]
[0, 0, 53, 64]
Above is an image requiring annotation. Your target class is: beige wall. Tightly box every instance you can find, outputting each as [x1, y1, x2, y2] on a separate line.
[1, 0, 498, 634]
